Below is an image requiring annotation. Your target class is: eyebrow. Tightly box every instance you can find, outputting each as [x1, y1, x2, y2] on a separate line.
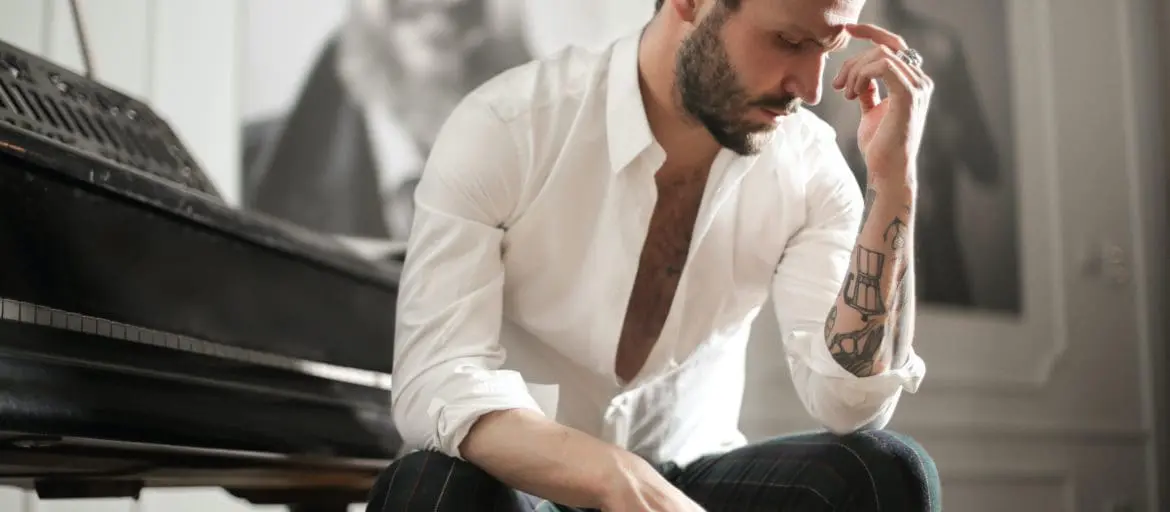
[776, 22, 850, 50]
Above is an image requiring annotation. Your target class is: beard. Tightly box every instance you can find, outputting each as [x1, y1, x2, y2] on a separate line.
[675, 6, 802, 156]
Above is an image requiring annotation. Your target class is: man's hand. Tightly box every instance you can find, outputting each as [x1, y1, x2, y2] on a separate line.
[599, 453, 706, 512]
[831, 23, 934, 183]
[461, 409, 704, 510]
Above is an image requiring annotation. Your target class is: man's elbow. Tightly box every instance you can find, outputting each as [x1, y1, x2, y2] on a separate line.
[390, 366, 545, 458]
[390, 382, 445, 454]
[803, 388, 902, 435]
[389, 377, 486, 458]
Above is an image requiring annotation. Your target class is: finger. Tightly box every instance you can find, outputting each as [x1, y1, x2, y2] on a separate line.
[834, 43, 886, 93]
[894, 51, 934, 91]
[842, 45, 884, 99]
[847, 46, 891, 101]
[855, 77, 880, 112]
[849, 46, 893, 97]
[845, 23, 908, 51]
[875, 46, 927, 95]
[852, 46, 926, 99]
[852, 57, 915, 112]
[832, 52, 863, 91]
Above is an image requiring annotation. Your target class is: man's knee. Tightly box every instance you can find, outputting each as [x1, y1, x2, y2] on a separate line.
[365, 450, 514, 512]
[835, 430, 942, 511]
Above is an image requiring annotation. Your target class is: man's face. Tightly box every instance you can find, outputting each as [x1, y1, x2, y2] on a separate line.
[384, 0, 488, 74]
[676, 0, 863, 155]
[372, 0, 492, 148]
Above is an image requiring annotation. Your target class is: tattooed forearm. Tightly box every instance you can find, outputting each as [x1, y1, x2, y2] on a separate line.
[826, 184, 916, 377]
[842, 247, 887, 320]
[829, 322, 885, 376]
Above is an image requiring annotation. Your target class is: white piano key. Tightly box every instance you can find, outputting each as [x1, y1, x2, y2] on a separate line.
[1, 299, 19, 321]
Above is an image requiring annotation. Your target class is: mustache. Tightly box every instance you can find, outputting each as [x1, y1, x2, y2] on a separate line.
[751, 95, 802, 114]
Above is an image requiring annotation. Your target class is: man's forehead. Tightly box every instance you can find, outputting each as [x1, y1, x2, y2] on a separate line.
[390, 0, 476, 11]
[825, 0, 865, 25]
[767, 0, 864, 26]
[758, 0, 862, 46]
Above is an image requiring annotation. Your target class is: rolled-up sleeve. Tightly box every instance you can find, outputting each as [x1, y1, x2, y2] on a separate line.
[391, 95, 544, 459]
[772, 133, 926, 435]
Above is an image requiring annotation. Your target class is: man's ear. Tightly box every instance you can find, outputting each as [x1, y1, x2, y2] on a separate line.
[668, 0, 701, 24]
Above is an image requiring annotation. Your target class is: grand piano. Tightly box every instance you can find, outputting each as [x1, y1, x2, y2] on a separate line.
[0, 36, 401, 511]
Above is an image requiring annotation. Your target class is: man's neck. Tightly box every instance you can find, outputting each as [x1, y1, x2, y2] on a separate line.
[637, 16, 722, 169]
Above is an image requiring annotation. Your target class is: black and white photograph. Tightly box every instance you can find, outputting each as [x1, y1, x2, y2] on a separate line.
[238, 0, 647, 249]
[810, 0, 1021, 314]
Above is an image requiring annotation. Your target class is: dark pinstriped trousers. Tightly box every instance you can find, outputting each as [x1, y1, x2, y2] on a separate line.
[365, 430, 941, 511]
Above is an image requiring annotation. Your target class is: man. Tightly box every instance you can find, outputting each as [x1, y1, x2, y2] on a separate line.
[374, 0, 939, 510]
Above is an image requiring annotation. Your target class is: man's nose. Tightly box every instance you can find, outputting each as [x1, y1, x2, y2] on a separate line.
[788, 54, 828, 106]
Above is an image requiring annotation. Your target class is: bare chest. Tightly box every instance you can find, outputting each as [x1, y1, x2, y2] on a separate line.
[614, 171, 709, 382]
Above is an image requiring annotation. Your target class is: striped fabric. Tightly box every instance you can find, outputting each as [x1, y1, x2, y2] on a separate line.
[366, 430, 941, 511]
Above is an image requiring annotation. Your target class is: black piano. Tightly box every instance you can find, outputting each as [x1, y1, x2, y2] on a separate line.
[0, 37, 401, 510]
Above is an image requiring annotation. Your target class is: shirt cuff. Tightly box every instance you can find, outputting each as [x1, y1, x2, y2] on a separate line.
[425, 365, 545, 459]
[787, 329, 927, 407]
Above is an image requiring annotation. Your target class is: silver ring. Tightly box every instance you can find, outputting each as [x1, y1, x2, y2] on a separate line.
[896, 48, 924, 69]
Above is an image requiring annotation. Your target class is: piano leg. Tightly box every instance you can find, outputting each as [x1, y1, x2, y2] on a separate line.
[288, 504, 350, 512]
[228, 488, 365, 512]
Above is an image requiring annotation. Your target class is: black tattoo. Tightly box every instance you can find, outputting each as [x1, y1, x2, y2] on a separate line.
[825, 185, 916, 376]
[825, 305, 838, 341]
[884, 217, 908, 250]
[842, 246, 886, 320]
[860, 186, 877, 229]
[829, 322, 886, 377]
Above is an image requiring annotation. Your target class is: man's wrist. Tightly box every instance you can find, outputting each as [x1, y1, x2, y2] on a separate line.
[595, 448, 658, 509]
[867, 174, 918, 194]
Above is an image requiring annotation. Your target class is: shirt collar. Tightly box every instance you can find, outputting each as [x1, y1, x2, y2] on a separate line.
[605, 30, 659, 174]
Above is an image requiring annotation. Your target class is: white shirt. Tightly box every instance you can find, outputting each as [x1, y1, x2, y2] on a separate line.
[392, 31, 927, 467]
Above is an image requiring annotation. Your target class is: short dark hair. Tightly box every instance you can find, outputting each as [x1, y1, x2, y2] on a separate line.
[655, 0, 741, 12]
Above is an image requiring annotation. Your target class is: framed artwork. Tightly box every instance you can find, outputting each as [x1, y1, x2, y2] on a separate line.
[237, 0, 646, 249]
[808, 0, 1022, 315]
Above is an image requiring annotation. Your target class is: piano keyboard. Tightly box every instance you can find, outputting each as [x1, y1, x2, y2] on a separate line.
[0, 296, 393, 391]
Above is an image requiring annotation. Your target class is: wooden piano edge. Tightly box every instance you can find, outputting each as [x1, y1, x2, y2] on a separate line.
[0, 431, 393, 508]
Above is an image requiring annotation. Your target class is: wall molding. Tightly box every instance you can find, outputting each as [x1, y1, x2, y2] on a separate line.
[938, 469, 1069, 486]
[742, 420, 1149, 445]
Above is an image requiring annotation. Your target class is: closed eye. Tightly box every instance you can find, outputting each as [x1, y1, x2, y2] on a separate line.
[778, 34, 837, 61]
[777, 34, 812, 51]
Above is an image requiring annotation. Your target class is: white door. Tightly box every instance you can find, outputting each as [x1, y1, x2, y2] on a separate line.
[742, 0, 1163, 510]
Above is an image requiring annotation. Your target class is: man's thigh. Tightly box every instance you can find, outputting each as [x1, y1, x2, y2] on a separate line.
[664, 430, 939, 512]
[365, 450, 583, 512]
